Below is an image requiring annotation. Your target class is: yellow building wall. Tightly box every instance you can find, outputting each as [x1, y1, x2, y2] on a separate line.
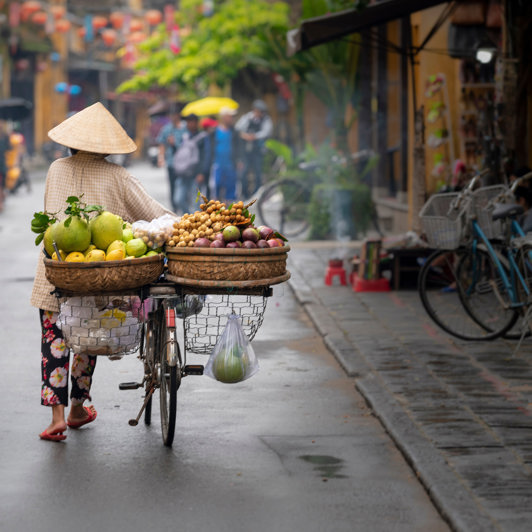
[408, 7, 462, 227]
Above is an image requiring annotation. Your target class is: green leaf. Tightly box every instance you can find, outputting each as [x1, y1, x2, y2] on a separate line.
[66, 196, 79, 204]
[35, 233, 44, 246]
[250, 214, 256, 224]
[64, 216, 72, 228]
[85, 205, 103, 213]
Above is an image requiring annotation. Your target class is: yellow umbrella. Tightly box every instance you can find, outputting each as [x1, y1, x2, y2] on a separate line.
[181, 97, 239, 117]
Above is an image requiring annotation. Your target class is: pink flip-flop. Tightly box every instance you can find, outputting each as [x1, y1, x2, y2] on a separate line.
[39, 429, 67, 442]
[67, 406, 97, 429]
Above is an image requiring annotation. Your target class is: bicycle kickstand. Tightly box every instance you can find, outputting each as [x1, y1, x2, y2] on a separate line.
[128, 387, 155, 426]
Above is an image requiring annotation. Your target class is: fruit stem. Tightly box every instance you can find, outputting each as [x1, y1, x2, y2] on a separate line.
[52, 241, 63, 261]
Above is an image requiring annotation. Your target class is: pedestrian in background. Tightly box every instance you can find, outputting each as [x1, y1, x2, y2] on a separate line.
[0, 120, 9, 211]
[211, 106, 239, 202]
[31, 102, 172, 442]
[157, 108, 184, 212]
[172, 113, 211, 214]
[235, 99, 273, 198]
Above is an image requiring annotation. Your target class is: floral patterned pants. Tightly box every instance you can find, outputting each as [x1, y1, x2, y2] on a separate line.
[40, 310, 97, 407]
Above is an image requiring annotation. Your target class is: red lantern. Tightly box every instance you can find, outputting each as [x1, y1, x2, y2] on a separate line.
[101, 29, 117, 47]
[145, 9, 162, 26]
[32, 11, 48, 25]
[55, 19, 71, 33]
[128, 31, 146, 44]
[92, 15, 107, 30]
[22, 1, 41, 15]
[129, 19, 143, 32]
[109, 12, 124, 29]
[50, 5, 66, 20]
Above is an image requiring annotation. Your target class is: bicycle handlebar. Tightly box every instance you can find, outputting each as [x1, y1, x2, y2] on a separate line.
[510, 171, 532, 192]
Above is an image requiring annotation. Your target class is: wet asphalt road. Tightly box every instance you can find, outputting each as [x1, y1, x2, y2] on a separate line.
[0, 160, 449, 532]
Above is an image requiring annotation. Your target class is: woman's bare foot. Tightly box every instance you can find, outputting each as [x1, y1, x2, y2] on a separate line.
[41, 405, 67, 438]
[67, 404, 97, 428]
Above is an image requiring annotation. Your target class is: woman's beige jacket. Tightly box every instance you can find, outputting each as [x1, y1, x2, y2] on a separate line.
[31, 152, 173, 311]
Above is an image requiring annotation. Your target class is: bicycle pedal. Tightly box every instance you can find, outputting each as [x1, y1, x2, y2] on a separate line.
[184, 365, 204, 376]
[119, 382, 142, 390]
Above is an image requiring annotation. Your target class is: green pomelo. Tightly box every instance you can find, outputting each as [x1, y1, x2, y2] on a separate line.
[212, 351, 247, 383]
[52, 217, 91, 253]
[90, 211, 123, 250]
[43, 223, 57, 257]
[145, 250, 158, 257]
[126, 238, 148, 257]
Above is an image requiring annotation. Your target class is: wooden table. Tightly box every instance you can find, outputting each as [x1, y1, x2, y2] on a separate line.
[387, 247, 435, 290]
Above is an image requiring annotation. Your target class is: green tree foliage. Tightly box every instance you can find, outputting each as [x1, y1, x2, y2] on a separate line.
[118, 0, 364, 150]
[117, 0, 290, 99]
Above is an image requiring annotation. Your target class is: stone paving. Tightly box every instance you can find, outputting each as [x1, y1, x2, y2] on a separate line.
[288, 245, 532, 532]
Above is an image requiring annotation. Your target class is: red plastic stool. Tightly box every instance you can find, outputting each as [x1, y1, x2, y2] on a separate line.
[325, 259, 347, 286]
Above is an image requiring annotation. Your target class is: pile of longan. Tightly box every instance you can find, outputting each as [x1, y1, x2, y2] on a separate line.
[166, 198, 252, 248]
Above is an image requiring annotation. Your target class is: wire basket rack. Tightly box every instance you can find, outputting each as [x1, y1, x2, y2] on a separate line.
[419, 192, 469, 249]
[182, 293, 268, 355]
[471, 185, 507, 239]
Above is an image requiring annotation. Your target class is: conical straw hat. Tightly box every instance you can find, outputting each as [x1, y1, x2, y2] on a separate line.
[48, 102, 137, 154]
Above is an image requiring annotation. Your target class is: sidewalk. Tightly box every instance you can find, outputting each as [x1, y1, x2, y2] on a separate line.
[288, 245, 532, 532]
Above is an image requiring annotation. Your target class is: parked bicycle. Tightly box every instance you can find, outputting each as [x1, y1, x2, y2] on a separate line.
[418, 170, 532, 342]
[255, 149, 380, 239]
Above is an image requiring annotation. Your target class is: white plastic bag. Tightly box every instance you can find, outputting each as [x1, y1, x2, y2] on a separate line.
[132, 213, 178, 249]
[205, 314, 259, 384]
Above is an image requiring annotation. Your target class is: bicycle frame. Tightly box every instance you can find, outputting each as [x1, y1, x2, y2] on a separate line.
[469, 218, 530, 310]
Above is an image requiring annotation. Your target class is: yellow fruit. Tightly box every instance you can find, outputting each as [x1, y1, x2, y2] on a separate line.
[106, 239, 126, 255]
[106, 249, 125, 261]
[83, 244, 96, 256]
[65, 252, 85, 262]
[85, 249, 106, 262]
[90, 211, 124, 250]
[51, 250, 67, 261]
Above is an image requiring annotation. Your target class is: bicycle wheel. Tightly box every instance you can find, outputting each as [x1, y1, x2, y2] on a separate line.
[456, 248, 518, 339]
[507, 243, 532, 339]
[158, 306, 180, 447]
[257, 178, 311, 238]
[418, 249, 516, 341]
[142, 312, 158, 426]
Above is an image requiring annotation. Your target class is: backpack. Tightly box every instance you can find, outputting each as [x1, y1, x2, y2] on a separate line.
[172, 132, 207, 174]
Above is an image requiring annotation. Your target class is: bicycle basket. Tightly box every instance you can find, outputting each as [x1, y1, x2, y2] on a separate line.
[183, 294, 268, 355]
[57, 295, 143, 356]
[471, 185, 507, 239]
[419, 192, 468, 249]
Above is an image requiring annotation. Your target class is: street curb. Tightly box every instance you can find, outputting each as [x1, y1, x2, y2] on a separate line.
[287, 275, 499, 532]
[357, 374, 498, 532]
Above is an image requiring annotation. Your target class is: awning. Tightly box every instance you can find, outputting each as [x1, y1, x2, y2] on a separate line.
[287, 0, 450, 55]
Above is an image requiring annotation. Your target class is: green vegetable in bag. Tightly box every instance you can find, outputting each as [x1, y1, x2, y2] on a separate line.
[205, 314, 259, 384]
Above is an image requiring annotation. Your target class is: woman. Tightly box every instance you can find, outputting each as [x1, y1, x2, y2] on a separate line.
[31, 102, 173, 442]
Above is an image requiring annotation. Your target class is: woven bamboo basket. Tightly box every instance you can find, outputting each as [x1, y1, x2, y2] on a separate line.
[44, 255, 164, 294]
[165, 245, 290, 287]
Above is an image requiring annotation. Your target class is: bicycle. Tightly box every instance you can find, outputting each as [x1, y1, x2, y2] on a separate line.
[119, 282, 272, 447]
[255, 149, 380, 239]
[418, 170, 532, 342]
